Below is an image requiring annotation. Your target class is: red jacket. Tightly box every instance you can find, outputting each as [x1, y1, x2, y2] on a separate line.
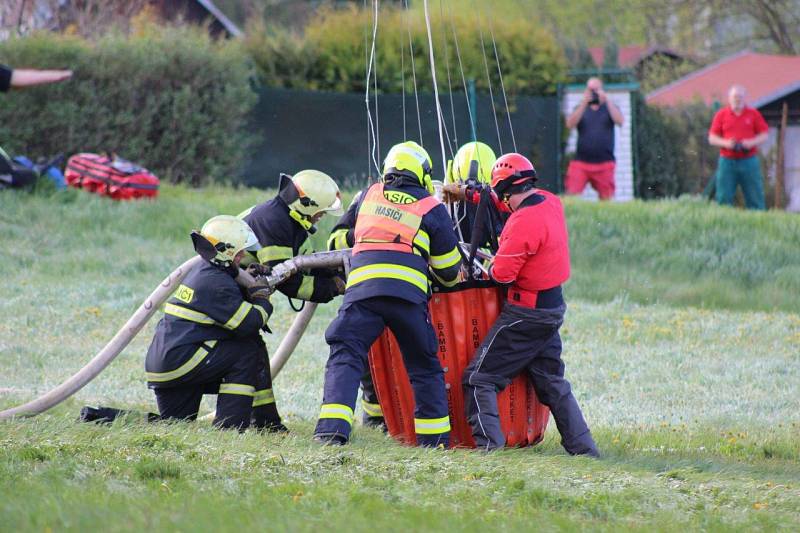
[490, 190, 570, 306]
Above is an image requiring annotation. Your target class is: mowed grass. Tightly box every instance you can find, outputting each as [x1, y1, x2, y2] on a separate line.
[1, 185, 799, 531]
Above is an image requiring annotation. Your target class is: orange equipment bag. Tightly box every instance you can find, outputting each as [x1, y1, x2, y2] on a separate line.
[368, 284, 550, 448]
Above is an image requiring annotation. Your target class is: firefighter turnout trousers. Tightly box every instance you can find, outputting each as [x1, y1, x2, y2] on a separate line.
[463, 303, 598, 455]
[148, 336, 278, 431]
[314, 296, 451, 446]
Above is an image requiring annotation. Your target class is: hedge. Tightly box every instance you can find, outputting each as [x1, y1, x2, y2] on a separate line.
[635, 97, 717, 199]
[245, 5, 566, 96]
[0, 27, 256, 186]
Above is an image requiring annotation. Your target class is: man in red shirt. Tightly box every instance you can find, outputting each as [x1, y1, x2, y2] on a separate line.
[462, 153, 598, 456]
[708, 85, 769, 210]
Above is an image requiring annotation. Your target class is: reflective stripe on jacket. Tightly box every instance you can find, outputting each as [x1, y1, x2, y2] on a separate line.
[353, 183, 439, 254]
[145, 261, 271, 379]
[339, 183, 461, 304]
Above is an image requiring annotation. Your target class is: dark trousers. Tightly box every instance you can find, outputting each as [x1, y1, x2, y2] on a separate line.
[463, 304, 597, 454]
[152, 336, 280, 430]
[315, 297, 450, 446]
[715, 155, 765, 210]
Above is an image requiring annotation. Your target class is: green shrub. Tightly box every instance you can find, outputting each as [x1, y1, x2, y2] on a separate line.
[244, 5, 566, 96]
[635, 97, 717, 198]
[0, 27, 257, 185]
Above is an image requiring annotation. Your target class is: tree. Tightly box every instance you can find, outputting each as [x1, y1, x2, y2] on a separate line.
[641, 0, 800, 57]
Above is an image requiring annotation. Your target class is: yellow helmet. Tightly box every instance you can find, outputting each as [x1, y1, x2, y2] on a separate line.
[382, 141, 434, 193]
[197, 215, 259, 267]
[280, 169, 343, 218]
[446, 141, 496, 184]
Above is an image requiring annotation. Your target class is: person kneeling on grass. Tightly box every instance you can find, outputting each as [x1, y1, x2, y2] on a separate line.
[81, 215, 287, 432]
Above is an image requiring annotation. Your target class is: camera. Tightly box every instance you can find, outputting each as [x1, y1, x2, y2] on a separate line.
[589, 90, 600, 105]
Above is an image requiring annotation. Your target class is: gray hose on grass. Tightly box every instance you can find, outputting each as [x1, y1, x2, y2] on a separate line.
[269, 302, 318, 377]
[0, 255, 206, 420]
[0, 250, 349, 421]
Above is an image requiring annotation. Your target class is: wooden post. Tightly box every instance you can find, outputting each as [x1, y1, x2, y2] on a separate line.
[775, 101, 788, 210]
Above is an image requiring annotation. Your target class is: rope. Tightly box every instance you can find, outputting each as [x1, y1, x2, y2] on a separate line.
[364, 0, 381, 175]
[473, 1, 503, 152]
[488, 13, 517, 152]
[422, 0, 448, 179]
[401, 29, 407, 140]
[447, 2, 476, 143]
[403, 0, 423, 145]
[373, 16, 381, 167]
[363, 0, 371, 180]
[439, 0, 458, 152]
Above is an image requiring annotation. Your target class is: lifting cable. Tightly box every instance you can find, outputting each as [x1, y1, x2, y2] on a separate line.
[439, 0, 459, 152]
[473, 0, 503, 153]
[487, 11, 517, 152]
[363, 0, 372, 179]
[422, 0, 449, 181]
[373, 5, 381, 169]
[365, 0, 381, 176]
[447, 0, 476, 143]
[401, 27, 407, 140]
[403, 0, 424, 145]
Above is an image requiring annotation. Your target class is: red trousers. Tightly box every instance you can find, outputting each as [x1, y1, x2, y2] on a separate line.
[565, 160, 616, 200]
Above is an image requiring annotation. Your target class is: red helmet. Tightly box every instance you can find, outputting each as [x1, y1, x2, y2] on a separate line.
[490, 153, 537, 196]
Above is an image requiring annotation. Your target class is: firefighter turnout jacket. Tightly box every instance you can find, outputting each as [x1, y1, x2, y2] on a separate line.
[490, 189, 570, 309]
[327, 182, 462, 303]
[145, 261, 271, 386]
[242, 197, 340, 303]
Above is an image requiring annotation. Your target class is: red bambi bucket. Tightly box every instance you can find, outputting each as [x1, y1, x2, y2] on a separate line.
[65, 153, 159, 200]
[368, 285, 550, 448]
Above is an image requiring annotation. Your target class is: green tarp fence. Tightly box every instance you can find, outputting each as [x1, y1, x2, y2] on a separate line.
[242, 87, 561, 192]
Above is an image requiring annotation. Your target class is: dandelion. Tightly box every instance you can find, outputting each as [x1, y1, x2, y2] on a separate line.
[753, 502, 768, 510]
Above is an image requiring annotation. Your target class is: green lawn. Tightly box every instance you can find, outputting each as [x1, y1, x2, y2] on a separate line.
[1, 185, 798, 531]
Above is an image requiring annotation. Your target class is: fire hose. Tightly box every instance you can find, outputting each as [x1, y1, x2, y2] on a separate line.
[0, 250, 350, 421]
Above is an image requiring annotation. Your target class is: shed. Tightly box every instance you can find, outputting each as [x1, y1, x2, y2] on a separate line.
[647, 51, 800, 211]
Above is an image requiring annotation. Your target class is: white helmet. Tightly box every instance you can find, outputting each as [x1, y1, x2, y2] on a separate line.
[280, 169, 343, 218]
[198, 215, 259, 267]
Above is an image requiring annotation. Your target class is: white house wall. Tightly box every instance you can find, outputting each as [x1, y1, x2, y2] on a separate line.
[762, 126, 800, 212]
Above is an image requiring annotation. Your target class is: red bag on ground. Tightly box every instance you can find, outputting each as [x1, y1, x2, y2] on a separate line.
[65, 153, 159, 200]
[369, 285, 550, 448]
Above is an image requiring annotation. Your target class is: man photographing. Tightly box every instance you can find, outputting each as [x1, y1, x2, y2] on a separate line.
[564, 77, 624, 200]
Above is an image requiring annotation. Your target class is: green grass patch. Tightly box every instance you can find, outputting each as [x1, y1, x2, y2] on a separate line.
[1, 185, 799, 529]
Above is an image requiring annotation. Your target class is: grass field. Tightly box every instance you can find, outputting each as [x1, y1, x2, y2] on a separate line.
[1, 185, 799, 531]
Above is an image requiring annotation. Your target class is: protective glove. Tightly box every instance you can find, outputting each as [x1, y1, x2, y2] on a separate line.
[442, 183, 466, 202]
[333, 275, 347, 295]
[246, 263, 271, 278]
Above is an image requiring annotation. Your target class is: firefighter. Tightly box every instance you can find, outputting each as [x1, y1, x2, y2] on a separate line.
[314, 141, 463, 446]
[462, 153, 599, 456]
[143, 215, 286, 431]
[239, 170, 345, 303]
[445, 141, 500, 243]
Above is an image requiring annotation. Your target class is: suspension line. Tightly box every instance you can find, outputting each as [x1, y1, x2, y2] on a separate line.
[473, 1, 503, 152]
[488, 13, 517, 152]
[422, 0, 448, 179]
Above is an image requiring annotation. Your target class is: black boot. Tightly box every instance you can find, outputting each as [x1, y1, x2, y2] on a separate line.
[252, 402, 289, 433]
[362, 412, 387, 432]
[79, 406, 159, 424]
[79, 406, 125, 424]
[312, 432, 348, 446]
